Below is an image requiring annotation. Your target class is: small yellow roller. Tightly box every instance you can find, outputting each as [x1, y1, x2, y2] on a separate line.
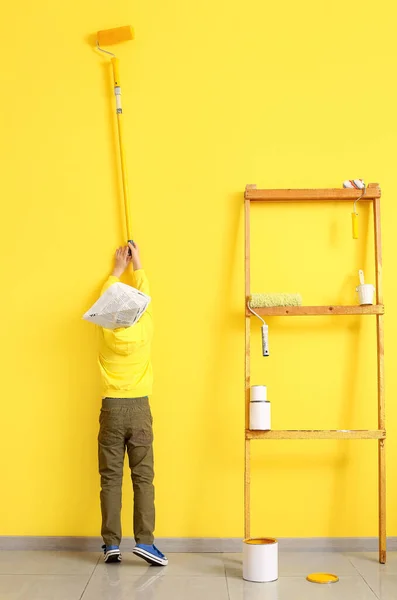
[350, 183, 366, 240]
[97, 25, 134, 47]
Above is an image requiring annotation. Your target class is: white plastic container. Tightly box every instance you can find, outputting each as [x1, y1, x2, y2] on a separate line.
[243, 538, 278, 583]
[356, 283, 375, 305]
[250, 385, 267, 402]
[250, 401, 271, 430]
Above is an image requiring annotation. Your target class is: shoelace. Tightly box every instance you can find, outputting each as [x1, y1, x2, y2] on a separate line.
[152, 545, 164, 557]
[102, 544, 119, 554]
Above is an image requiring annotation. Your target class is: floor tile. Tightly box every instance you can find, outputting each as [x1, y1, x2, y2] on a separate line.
[223, 551, 358, 578]
[227, 575, 377, 600]
[147, 553, 226, 577]
[94, 552, 225, 578]
[94, 553, 153, 575]
[348, 552, 397, 575]
[0, 551, 99, 575]
[82, 572, 229, 600]
[362, 573, 397, 599]
[348, 570, 397, 599]
[0, 574, 88, 600]
[347, 553, 397, 597]
[2, 551, 394, 600]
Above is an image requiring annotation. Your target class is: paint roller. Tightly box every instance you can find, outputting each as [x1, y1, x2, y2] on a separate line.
[248, 294, 302, 357]
[343, 179, 366, 240]
[96, 26, 135, 247]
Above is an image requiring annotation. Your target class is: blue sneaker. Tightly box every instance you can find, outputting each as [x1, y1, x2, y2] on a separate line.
[133, 544, 168, 566]
[102, 544, 122, 563]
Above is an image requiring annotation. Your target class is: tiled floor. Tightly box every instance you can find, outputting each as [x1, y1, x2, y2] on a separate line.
[0, 550, 396, 599]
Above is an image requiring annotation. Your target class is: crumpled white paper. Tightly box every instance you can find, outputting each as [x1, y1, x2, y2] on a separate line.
[83, 283, 151, 329]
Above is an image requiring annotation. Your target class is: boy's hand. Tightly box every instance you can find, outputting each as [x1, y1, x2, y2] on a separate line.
[128, 242, 142, 271]
[112, 246, 131, 278]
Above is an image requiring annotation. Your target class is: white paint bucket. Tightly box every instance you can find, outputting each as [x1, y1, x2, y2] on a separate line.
[243, 538, 278, 583]
[250, 385, 267, 402]
[356, 284, 375, 305]
[250, 401, 271, 430]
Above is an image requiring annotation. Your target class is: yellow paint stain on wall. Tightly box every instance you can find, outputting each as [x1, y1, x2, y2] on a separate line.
[0, 0, 396, 538]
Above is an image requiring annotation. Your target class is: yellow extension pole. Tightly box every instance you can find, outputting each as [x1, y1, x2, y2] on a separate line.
[111, 57, 133, 242]
[96, 25, 134, 243]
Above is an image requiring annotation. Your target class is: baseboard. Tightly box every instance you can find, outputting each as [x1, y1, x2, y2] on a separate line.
[0, 536, 396, 552]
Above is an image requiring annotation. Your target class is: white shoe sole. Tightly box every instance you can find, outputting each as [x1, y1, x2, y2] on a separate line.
[133, 547, 168, 566]
[104, 550, 122, 563]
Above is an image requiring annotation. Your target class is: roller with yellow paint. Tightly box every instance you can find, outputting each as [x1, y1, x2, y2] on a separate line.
[96, 26, 135, 244]
[343, 179, 366, 240]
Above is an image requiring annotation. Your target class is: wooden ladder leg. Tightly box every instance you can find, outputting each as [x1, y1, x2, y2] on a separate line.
[245, 438, 251, 539]
[244, 317, 251, 539]
[245, 315, 251, 539]
[244, 194, 252, 540]
[377, 314, 386, 564]
[373, 194, 386, 564]
[379, 440, 386, 564]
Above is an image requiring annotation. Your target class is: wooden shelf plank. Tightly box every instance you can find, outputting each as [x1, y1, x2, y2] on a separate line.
[246, 429, 386, 440]
[246, 305, 384, 317]
[244, 184, 381, 202]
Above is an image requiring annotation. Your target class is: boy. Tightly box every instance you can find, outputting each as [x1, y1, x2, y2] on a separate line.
[97, 242, 167, 566]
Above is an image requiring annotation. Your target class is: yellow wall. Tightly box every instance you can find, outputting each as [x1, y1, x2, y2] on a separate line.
[1, 0, 396, 538]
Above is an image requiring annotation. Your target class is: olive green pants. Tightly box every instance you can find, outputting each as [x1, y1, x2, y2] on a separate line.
[98, 397, 155, 547]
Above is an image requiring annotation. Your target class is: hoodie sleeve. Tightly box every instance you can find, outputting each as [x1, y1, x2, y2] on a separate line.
[131, 270, 152, 315]
[119, 269, 153, 342]
[101, 275, 120, 296]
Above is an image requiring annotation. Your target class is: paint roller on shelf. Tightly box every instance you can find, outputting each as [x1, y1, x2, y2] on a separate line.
[247, 305, 269, 357]
[248, 294, 302, 357]
[343, 179, 366, 240]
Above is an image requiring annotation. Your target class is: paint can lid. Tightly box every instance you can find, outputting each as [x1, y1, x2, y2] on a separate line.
[306, 573, 339, 584]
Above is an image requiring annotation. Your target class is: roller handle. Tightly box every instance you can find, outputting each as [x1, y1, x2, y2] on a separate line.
[111, 57, 121, 87]
[261, 324, 269, 357]
[110, 56, 132, 243]
[128, 239, 135, 256]
[352, 212, 358, 239]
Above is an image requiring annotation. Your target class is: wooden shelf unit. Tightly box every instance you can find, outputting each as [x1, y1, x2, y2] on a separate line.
[244, 183, 386, 563]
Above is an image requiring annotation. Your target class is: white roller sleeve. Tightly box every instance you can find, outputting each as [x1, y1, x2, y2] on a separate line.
[343, 179, 365, 189]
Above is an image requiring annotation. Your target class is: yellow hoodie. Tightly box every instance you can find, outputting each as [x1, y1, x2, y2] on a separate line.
[98, 270, 153, 398]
